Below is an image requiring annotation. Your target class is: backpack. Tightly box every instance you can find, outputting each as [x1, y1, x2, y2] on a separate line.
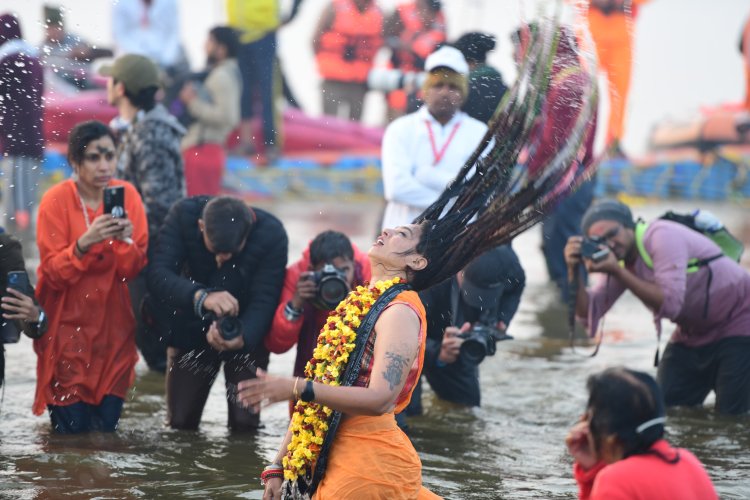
[635, 210, 744, 272]
[634, 210, 744, 366]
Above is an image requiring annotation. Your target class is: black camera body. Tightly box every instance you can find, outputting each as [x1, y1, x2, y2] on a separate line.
[580, 236, 610, 263]
[458, 322, 513, 365]
[206, 312, 243, 341]
[308, 264, 350, 310]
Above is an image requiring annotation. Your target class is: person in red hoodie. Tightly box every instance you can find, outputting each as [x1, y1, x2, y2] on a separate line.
[265, 230, 371, 386]
[566, 367, 717, 500]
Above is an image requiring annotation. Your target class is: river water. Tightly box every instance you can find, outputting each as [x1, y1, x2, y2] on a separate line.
[1, 198, 748, 499]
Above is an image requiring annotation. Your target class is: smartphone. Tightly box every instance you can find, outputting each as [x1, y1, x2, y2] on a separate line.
[103, 186, 126, 218]
[7, 271, 33, 296]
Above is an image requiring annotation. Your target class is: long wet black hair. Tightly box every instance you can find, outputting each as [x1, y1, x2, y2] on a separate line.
[586, 367, 679, 464]
[406, 19, 598, 292]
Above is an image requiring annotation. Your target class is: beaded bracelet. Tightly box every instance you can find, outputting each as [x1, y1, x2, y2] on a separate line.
[193, 289, 209, 318]
[260, 466, 284, 486]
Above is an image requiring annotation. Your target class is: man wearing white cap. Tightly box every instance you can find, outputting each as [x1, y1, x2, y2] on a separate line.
[380, 45, 488, 229]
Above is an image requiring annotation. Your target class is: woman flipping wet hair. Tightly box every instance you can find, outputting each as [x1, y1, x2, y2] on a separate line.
[566, 367, 717, 500]
[238, 19, 599, 499]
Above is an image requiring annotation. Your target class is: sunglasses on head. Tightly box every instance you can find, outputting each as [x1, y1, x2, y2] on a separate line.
[83, 150, 116, 163]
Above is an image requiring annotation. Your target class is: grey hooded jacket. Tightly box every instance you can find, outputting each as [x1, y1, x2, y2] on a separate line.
[116, 103, 187, 239]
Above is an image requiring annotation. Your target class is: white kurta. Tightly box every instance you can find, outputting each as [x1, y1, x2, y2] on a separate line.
[380, 106, 488, 230]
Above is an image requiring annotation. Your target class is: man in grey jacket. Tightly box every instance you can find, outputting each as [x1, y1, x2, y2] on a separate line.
[100, 54, 186, 372]
[179, 26, 242, 196]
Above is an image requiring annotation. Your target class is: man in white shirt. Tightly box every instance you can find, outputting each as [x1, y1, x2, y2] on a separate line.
[112, 0, 184, 71]
[381, 45, 488, 230]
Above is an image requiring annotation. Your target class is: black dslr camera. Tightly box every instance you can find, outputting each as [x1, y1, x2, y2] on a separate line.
[206, 312, 243, 341]
[458, 312, 513, 365]
[308, 264, 350, 310]
[580, 236, 610, 263]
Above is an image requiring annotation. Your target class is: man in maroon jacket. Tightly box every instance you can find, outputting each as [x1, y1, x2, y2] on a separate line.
[0, 13, 44, 241]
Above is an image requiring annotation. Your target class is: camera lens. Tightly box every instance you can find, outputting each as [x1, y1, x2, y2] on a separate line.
[460, 337, 487, 364]
[218, 316, 242, 341]
[318, 277, 349, 310]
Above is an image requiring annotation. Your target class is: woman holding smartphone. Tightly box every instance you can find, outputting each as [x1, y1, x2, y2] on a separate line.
[33, 120, 148, 433]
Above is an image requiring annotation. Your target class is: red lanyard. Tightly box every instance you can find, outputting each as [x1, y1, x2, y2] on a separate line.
[425, 120, 461, 166]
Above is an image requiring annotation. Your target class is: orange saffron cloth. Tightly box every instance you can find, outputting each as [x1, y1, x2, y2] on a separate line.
[312, 291, 442, 499]
[32, 179, 148, 415]
[585, 0, 650, 146]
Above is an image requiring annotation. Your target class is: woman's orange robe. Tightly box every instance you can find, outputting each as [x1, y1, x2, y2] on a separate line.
[313, 290, 441, 499]
[32, 179, 148, 415]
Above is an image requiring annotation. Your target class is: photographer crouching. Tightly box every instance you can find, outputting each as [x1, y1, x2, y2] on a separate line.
[406, 246, 525, 416]
[146, 196, 287, 431]
[565, 199, 750, 415]
[264, 230, 371, 412]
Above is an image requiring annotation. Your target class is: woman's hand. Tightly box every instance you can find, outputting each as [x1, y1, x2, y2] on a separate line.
[115, 217, 133, 241]
[78, 214, 125, 251]
[1, 288, 39, 322]
[565, 419, 598, 470]
[237, 370, 295, 412]
[263, 477, 283, 500]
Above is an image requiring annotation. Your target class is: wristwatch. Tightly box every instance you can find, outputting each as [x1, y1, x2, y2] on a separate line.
[284, 301, 303, 322]
[300, 380, 315, 403]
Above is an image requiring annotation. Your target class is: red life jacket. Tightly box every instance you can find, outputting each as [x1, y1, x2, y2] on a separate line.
[316, 0, 384, 83]
[391, 2, 446, 72]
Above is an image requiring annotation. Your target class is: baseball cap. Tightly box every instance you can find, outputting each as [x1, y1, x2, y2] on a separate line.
[99, 54, 160, 94]
[460, 246, 517, 310]
[424, 46, 469, 75]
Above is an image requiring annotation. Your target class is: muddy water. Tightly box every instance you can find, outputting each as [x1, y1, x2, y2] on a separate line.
[1, 199, 748, 499]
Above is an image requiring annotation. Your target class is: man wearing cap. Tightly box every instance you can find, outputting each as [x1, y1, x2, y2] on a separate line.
[405, 246, 525, 413]
[100, 53, 186, 372]
[380, 45, 488, 230]
[564, 199, 750, 415]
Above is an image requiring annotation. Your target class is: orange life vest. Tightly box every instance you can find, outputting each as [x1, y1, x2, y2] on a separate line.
[316, 0, 384, 83]
[391, 2, 446, 72]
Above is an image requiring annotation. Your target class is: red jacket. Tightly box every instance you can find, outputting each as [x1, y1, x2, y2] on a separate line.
[264, 243, 371, 377]
[574, 440, 717, 500]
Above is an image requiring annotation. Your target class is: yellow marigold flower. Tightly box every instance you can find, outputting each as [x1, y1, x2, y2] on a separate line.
[282, 278, 402, 482]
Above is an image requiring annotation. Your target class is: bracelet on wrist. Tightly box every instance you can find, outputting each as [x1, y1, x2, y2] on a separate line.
[284, 301, 303, 321]
[264, 463, 283, 471]
[194, 289, 209, 318]
[75, 239, 87, 255]
[260, 467, 284, 485]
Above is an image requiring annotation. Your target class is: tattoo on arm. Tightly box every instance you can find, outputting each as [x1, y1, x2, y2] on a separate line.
[382, 351, 409, 391]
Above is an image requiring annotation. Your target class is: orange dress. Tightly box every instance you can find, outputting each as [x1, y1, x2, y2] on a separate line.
[32, 179, 148, 415]
[313, 290, 441, 500]
[586, 0, 650, 146]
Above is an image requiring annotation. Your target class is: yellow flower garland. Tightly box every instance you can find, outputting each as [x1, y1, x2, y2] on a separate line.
[283, 277, 403, 481]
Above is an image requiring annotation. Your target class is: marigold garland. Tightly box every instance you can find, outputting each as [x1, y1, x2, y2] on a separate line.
[283, 277, 403, 482]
